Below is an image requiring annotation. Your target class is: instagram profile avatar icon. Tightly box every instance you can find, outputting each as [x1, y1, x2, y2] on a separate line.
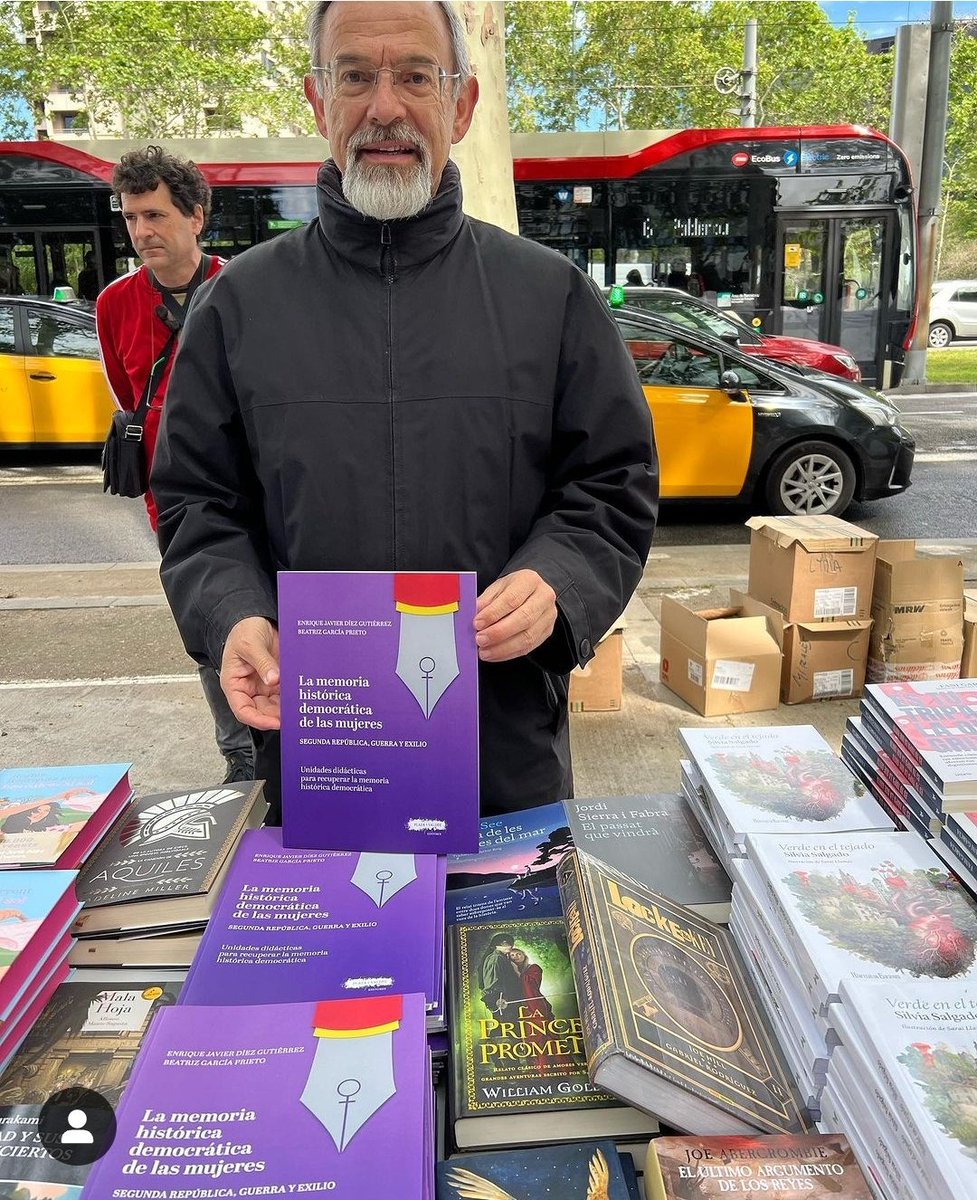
[60, 1109, 94, 1144]
[39, 1085, 116, 1166]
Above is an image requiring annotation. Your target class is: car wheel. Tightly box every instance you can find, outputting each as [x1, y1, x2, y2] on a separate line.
[928, 321, 953, 349]
[764, 441, 856, 517]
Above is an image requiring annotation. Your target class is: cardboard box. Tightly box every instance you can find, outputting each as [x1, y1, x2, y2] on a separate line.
[731, 589, 871, 704]
[569, 623, 624, 712]
[658, 596, 782, 717]
[867, 540, 964, 684]
[746, 515, 878, 623]
[963, 591, 977, 678]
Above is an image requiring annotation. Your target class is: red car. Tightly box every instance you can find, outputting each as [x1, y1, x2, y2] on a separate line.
[604, 286, 861, 382]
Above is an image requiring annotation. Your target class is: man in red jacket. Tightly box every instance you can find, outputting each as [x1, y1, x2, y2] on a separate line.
[96, 146, 254, 785]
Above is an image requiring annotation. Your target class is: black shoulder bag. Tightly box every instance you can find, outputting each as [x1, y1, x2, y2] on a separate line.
[101, 256, 211, 498]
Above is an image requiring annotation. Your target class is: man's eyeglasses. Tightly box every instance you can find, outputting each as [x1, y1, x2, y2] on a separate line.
[314, 61, 461, 100]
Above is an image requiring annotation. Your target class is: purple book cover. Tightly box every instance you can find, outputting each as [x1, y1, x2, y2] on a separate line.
[181, 827, 444, 1014]
[279, 570, 480, 854]
[81, 993, 430, 1199]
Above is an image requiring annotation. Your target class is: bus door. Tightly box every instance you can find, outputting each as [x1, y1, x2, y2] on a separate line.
[776, 213, 891, 383]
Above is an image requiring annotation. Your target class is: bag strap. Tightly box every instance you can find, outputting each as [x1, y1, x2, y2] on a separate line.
[132, 254, 213, 422]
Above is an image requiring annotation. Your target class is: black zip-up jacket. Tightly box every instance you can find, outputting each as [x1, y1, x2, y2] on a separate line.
[153, 160, 658, 815]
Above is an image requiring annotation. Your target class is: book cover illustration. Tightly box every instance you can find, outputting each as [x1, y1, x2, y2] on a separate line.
[0, 872, 78, 1005]
[838, 976, 977, 1194]
[74, 780, 266, 908]
[559, 851, 808, 1135]
[181, 827, 443, 1013]
[679, 727, 891, 835]
[0, 973, 183, 1106]
[565, 793, 731, 919]
[865, 681, 977, 801]
[436, 1139, 631, 1198]
[646, 1134, 874, 1200]
[279, 570, 480, 854]
[449, 917, 617, 1119]
[446, 802, 572, 923]
[748, 833, 977, 1006]
[0, 763, 131, 869]
[81, 993, 430, 1198]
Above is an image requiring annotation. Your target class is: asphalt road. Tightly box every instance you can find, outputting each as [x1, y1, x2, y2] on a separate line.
[1, 393, 975, 562]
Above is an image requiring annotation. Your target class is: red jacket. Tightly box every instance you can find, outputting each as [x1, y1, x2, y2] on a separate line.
[95, 257, 222, 529]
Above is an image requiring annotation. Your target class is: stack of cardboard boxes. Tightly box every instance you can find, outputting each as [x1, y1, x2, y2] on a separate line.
[659, 514, 969, 717]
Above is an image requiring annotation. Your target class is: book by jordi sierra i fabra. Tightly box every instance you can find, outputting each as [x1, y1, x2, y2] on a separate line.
[71, 780, 267, 936]
[557, 849, 810, 1136]
[278, 570, 480, 854]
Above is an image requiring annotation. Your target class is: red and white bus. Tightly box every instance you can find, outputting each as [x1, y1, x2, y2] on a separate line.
[0, 124, 915, 384]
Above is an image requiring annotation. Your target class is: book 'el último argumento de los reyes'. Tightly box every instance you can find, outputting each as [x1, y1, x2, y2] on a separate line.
[80, 993, 432, 1198]
[279, 570, 480, 854]
[447, 916, 657, 1149]
[557, 849, 810, 1136]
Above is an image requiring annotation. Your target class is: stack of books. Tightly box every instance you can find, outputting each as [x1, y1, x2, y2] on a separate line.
[0, 869, 79, 1073]
[821, 977, 977, 1198]
[0, 762, 132, 870]
[557, 848, 810, 1136]
[70, 779, 267, 967]
[182, 826, 447, 1029]
[81, 993, 436, 1198]
[678, 725, 894, 867]
[729, 828, 977, 1126]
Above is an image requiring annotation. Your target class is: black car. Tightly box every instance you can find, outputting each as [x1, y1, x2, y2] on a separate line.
[611, 306, 914, 517]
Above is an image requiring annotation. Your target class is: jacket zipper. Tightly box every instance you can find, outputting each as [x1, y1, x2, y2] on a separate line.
[380, 222, 397, 566]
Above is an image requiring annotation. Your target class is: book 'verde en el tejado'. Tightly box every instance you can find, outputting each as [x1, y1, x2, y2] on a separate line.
[279, 570, 480, 854]
[446, 800, 572, 923]
[564, 793, 731, 923]
[181, 826, 445, 1023]
[557, 848, 810, 1135]
[436, 1138, 633, 1199]
[447, 915, 657, 1149]
[81, 993, 432, 1198]
[72, 780, 267, 936]
[0, 762, 132, 869]
[644, 1133, 875, 1200]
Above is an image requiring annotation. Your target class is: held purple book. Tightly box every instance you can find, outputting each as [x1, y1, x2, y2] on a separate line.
[279, 570, 480, 853]
[80, 993, 431, 1199]
[180, 827, 445, 1021]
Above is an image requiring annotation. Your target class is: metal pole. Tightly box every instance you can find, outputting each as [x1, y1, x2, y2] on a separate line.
[902, 0, 953, 384]
[740, 18, 758, 127]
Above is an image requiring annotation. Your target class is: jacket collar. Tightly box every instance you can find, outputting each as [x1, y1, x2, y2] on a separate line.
[315, 158, 465, 272]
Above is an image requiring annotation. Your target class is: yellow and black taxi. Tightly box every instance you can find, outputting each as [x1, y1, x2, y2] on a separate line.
[613, 307, 915, 517]
[0, 295, 113, 448]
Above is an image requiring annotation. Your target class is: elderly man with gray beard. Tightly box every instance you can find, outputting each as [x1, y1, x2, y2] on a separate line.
[151, 1, 658, 823]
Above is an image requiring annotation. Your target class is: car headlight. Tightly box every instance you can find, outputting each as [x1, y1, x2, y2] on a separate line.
[830, 354, 859, 376]
[847, 397, 899, 426]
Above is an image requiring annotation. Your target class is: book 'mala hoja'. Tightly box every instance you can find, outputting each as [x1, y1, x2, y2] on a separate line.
[72, 780, 267, 935]
[645, 1134, 874, 1200]
[446, 800, 572, 923]
[436, 1139, 632, 1199]
[564, 793, 731, 924]
[81, 993, 432, 1199]
[279, 570, 480, 854]
[0, 762, 132, 870]
[557, 849, 810, 1135]
[182, 826, 444, 1020]
[0, 970, 183, 1197]
[447, 916, 657, 1149]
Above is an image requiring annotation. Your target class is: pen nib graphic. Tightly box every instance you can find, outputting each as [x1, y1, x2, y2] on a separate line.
[393, 574, 462, 718]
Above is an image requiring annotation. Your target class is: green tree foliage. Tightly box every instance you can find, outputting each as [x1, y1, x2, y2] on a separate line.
[262, 0, 319, 136]
[505, 0, 891, 131]
[0, 1, 32, 137]
[12, 0, 278, 139]
[940, 20, 977, 278]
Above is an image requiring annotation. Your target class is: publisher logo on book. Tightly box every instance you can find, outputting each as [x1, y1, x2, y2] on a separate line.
[38, 1086, 116, 1166]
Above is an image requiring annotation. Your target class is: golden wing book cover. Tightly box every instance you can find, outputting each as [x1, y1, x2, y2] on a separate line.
[557, 849, 810, 1135]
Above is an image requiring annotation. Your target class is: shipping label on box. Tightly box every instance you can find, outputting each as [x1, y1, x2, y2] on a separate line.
[659, 596, 782, 717]
[745, 514, 878, 624]
[867, 540, 964, 684]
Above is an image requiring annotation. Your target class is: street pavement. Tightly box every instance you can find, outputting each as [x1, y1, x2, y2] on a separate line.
[3, 541, 976, 802]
